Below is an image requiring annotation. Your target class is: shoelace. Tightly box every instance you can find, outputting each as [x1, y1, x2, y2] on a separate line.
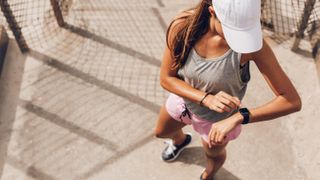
[179, 104, 191, 123]
[164, 140, 177, 156]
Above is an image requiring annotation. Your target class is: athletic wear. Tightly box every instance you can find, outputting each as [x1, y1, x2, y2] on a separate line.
[176, 48, 250, 122]
[166, 93, 242, 143]
[212, 0, 263, 53]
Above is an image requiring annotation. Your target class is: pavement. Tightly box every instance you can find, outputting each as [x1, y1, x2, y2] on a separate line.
[0, 0, 319, 180]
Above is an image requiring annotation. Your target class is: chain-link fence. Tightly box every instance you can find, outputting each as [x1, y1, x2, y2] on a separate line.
[0, 1, 170, 178]
[0, 0, 319, 57]
[261, 0, 320, 57]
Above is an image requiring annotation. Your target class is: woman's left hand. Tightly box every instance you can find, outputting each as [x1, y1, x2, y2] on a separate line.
[208, 116, 240, 148]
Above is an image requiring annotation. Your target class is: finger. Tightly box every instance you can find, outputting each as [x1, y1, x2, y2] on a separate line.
[214, 106, 224, 113]
[210, 130, 217, 148]
[208, 126, 215, 148]
[211, 131, 216, 147]
[216, 96, 237, 110]
[217, 133, 225, 144]
[234, 97, 242, 107]
[216, 102, 231, 113]
[219, 92, 241, 107]
[214, 131, 220, 144]
[210, 104, 224, 113]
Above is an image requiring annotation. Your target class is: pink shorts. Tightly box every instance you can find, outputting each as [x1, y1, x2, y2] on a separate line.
[165, 93, 242, 143]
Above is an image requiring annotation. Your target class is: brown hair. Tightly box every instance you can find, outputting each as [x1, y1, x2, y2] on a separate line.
[166, 0, 212, 70]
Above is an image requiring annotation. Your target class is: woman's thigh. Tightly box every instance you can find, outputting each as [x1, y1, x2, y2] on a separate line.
[155, 93, 193, 136]
[154, 105, 187, 136]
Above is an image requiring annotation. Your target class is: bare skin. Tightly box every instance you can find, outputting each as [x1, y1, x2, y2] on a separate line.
[201, 139, 228, 179]
[154, 105, 230, 180]
[155, 5, 302, 180]
[154, 106, 186, 145]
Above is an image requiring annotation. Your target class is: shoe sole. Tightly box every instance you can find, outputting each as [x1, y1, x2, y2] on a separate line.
[160, 132, 192, 162]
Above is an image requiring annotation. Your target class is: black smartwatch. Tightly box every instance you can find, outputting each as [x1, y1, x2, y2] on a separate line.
[239, 108, 250, 124]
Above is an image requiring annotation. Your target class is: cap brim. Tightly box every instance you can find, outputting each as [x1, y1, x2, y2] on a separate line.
[221, 22, 263, 53]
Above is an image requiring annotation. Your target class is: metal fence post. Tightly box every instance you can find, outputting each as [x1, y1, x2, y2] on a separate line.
[291, 0, 316, 51]
[0, 0, 29, 52]
[50, 0, 65, 27]
[314, 40, 320, 83]
[0, 26, 9, 76]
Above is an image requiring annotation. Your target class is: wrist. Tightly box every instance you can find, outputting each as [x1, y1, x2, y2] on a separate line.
[200, 92, 212, 107]
[238, 107, 251, 124]
[232, 112, 244, 125]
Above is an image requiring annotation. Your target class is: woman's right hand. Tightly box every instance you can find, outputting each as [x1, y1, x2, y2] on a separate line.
[202, 91, 241, 113]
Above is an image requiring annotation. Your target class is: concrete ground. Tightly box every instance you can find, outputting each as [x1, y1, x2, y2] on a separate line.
[0, 0, 319, 180]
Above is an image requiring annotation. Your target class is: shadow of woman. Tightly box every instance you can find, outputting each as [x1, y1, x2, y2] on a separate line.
[175, 146, 241, 180]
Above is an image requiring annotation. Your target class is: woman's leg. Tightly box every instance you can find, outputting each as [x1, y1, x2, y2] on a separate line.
[154, 105, 187, 145]
[201, 139, 228, 179]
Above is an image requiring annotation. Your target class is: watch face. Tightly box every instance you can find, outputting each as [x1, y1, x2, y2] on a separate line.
[239, 108, 249, 114]
[239, 108, 250, 124]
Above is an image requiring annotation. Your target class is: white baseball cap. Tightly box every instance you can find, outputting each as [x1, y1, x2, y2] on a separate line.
[212, 0, 263, 53]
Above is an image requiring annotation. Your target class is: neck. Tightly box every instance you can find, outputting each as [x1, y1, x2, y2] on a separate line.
[208, 17, 217, 34]
[197, 26, 229, 51]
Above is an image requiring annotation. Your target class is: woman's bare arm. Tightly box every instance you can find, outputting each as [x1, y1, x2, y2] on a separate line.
[160, 42, 207, 104]
[159, 13, 208, 104]
[161, 13, 241, 110]
[233, 39, 302, 124]
[209, 39, 302, 145]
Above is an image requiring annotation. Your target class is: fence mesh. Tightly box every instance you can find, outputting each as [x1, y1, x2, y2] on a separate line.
[0, 0, 319, 56]
[261, 0, 320, 55]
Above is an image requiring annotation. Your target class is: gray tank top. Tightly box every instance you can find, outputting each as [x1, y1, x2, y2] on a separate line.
[177, 47, 251, 122]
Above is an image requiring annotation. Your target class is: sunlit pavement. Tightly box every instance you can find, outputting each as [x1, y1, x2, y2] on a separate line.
[0, 1, 319, 179]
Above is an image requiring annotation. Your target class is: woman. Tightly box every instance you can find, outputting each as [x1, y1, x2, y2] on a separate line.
[154, 0, 302, 179]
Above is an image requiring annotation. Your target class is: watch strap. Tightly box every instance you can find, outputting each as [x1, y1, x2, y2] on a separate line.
[239, 108, 250, 124]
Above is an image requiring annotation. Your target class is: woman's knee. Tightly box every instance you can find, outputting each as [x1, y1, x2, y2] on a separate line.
[206, 148, 227, 161]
